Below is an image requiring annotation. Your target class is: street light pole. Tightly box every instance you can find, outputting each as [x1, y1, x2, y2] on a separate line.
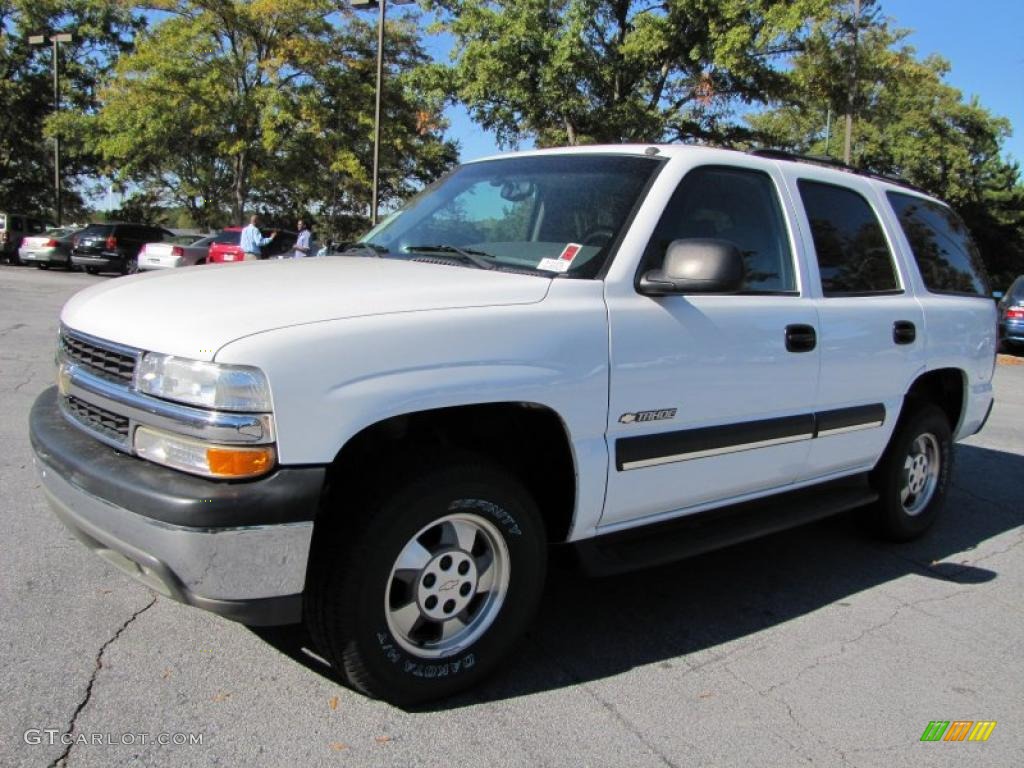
[352, 0, 413, 226]
[843, 0, 860, 166]
[29, 32, 73, 226]
[371, 0, 386, 227]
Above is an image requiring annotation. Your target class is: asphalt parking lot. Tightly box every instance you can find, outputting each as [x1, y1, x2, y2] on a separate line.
[1, 264, 1022, 767]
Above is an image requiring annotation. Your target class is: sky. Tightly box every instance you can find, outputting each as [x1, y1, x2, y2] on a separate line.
[425, 0, 1024, 165]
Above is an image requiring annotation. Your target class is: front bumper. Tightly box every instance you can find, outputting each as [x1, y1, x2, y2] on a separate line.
[30, 387, 326, 625]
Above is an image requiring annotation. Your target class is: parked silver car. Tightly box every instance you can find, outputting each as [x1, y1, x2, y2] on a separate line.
[18, 227, 83, 269]
[137, 234, 217, 271]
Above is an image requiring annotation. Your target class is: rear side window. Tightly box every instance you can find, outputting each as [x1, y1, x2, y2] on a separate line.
[887, 192, 989, 296]
[798, 180, 900, 296]
[645, 166, 797, 292]
[213, 231, 241, 244]
[1008, 277, 1024, 304]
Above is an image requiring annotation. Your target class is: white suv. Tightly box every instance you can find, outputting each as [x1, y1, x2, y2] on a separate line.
[30, 145, 996, 704]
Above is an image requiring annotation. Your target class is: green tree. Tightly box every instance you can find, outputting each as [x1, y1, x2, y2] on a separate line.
[0, 0, 140, 219]
[747, 0, 1024, 286]
[428, 0, 831, 148]
[79, 1, 456, 234]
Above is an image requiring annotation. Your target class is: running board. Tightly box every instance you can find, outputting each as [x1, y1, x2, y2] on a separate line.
[574, 475, 878, 577]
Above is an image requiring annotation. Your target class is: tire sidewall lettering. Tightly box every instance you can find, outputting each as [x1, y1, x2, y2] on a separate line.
[449, 497, 522, 536]
[376, 631, 476, 678]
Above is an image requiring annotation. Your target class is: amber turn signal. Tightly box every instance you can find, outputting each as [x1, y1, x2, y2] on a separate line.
[206, 446, 276, 478]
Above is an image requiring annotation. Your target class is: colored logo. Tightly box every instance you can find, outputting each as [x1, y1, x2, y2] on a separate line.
[920, 721, 996, 742]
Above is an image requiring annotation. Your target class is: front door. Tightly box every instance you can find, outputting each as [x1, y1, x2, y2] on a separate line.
[601, 163, 820, 529]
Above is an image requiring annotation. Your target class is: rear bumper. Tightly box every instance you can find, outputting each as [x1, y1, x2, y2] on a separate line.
[999, 319, 1024, 344]
[71, 252, 123, 269]
[30, 387, 325, 625]
[20, 248, 67, 264]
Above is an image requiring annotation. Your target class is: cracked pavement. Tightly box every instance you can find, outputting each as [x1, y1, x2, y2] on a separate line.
[1, 265, 1022, 767]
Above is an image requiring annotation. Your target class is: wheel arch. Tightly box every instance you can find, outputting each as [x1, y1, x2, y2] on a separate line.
[320, 401, 578, 544]
[902, 367, 966, 432]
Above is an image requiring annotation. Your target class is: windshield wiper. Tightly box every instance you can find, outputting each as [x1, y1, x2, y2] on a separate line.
[404, 244, 497, 270]
[340, 242, 389, 258]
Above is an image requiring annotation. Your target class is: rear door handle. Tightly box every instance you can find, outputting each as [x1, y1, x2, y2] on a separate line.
[785, 324, 817, 353]
[893, 320, 916, 345]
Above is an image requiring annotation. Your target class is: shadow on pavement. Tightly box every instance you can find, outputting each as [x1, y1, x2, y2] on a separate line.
[250, 443, 1023, 710]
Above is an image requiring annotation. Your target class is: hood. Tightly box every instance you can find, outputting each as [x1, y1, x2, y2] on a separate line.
[61, 257, 552, 359]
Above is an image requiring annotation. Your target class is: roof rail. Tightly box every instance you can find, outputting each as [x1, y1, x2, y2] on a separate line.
[747, 148, 927, 194]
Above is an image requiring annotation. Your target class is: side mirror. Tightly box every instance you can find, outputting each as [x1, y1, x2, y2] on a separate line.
[639, 238, 745, 296]
[992, 291, 1004, 301]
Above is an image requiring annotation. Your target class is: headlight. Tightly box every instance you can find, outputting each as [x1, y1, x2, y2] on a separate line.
[137, 354, 272, 412]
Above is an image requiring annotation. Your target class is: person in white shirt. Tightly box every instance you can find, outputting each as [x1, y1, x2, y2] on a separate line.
[292, 219, 312, 259]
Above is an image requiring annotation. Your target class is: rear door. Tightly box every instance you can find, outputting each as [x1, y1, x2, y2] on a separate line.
[601, 162, 820, 528]
[787, 174, 925, 479]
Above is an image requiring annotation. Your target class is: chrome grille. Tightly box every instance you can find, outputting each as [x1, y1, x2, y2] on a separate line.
[61, 331, 137, 383]
[64, 396, 130, 445]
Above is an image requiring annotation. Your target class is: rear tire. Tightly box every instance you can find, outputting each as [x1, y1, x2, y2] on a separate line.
[305, 457, 547, 706]
[868, 403, 952, 541]
[85, 267, 99, 275]
[36, 263, 49, 270]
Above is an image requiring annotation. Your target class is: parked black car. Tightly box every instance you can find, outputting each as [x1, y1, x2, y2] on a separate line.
[71, 223, 176, 275]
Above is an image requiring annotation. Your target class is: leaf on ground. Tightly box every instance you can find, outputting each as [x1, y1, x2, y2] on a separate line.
[211, 691, 231, 702]
[328, 742, 348, 752]
[161, 668, 172, 680]
[375, 735, 392, 744]
[328, 696, 339, 711]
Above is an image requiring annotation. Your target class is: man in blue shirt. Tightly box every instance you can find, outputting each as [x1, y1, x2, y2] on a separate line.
[240, 214, 276, 260]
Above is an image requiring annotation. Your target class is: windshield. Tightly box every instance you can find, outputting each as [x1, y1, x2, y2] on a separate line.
[361, 154, 662, 277]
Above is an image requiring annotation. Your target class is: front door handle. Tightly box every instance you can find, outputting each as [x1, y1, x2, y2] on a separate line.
[785, 324, 817, 353]
[893, 320, 916, 345]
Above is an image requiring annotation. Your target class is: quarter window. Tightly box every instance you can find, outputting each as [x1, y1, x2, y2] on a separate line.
[887, 192, 989, 296]
[645, 166, 796, 292]
[798, 180, 900, 295]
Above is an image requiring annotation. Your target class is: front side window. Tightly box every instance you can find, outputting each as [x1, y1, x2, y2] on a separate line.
[643, 166, 797, 292]
[887, 192, 989, 297]
[798, 180, 900, 296]
[362, 155, 662, 277]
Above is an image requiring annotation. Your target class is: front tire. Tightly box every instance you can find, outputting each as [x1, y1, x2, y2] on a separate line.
[868, 403, 952, 541]
[305, 458, 547, 705]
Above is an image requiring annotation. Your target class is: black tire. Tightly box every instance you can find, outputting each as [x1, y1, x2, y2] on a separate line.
[36, 263, 49, 270]
[122, 254, 139, 275]
[867, 403, 952, 541]
[85, 267, 99, 275]
[304, 457, 547, 706]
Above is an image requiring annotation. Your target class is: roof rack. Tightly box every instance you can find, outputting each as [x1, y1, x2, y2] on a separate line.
[747, 148, 926, 194]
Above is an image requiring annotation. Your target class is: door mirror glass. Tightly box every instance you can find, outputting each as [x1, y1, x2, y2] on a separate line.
[639, 238, 745, 296]
[992, 290, 1004, 301]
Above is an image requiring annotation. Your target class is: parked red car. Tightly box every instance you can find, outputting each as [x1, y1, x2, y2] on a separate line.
[207, 226, 297, 263]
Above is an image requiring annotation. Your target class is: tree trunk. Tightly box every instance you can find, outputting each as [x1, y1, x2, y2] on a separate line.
[232, 151, 249, 224]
